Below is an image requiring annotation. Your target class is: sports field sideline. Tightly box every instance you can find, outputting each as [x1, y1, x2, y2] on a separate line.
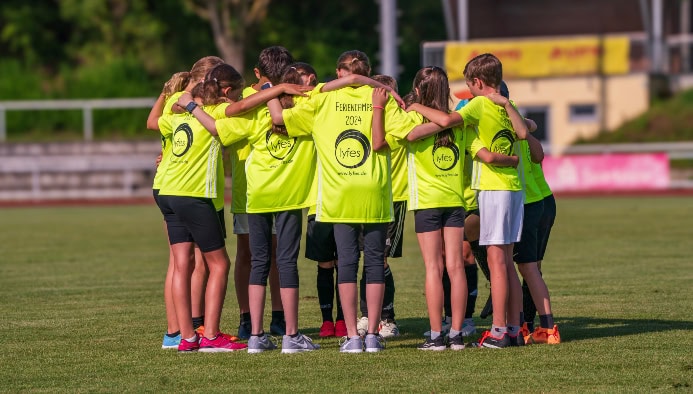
[0, 195, 691, 392]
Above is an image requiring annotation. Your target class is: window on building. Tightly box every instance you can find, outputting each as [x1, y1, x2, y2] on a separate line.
[520, 107, 549, 143]
[569, 104, 598, 123]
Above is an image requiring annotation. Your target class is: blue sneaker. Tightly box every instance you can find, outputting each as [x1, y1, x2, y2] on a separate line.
[247, 333, 277, 354]
[162, 333, 181, 349]
[339, 336, 363, 353]
[364, 334, 385, 353]
[270, 319, 286, 336]
[281, 333, 320, 354]
[237, 321, 251, 340]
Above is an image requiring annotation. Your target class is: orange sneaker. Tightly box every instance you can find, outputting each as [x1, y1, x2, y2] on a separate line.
[520, 323, 532, 345]
[530, 325, 561, 345]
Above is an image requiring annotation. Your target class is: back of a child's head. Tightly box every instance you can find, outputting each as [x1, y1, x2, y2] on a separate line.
[463, 53, 502, 89]
[196, 63, 244, 105]
[257, 46, 294, 85]
[411, 66, 451, 112]
[292, 62, 318, 87]
[189, 56, 225, 83]
[337, 50, 371, 77]
[371, 74, 398, 93]
[162, 72, 191, 101]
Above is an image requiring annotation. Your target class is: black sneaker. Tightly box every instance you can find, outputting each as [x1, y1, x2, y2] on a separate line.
[478, 330, 511, 349]
[418, 335, 446, 351]
[270, 319, 286, 336]
[448, 333, 465, 350]
[508, 333, 525, 347]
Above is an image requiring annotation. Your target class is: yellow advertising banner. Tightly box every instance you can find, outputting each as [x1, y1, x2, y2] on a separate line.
[444, 36, 630, 80]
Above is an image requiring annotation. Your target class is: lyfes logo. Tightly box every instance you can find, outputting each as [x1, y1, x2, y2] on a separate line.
[265, 131, 297, 160]
[490, 129, 515, 156]
[172, 123, 193, 157]
[432, 143, 460, 171]
[334, 129, 371, 168]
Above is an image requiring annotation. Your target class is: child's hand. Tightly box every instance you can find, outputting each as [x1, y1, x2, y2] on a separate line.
[486, 92, 509, 107]
[372, 87, 388, 108]
[177, 91, 193, 107]
[155, 153, 163, 168]
[280, 83, 312, 96]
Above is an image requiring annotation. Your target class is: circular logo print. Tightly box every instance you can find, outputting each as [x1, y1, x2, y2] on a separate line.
[172, 123, 193, 157]
[490, 129, 515, 156]
[266, 130, 297, 160]
[431, 143, 460, 171]
[334, 129, 371, 168]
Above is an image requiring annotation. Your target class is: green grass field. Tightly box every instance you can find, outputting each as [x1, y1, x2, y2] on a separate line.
[1, 196, 692, 393]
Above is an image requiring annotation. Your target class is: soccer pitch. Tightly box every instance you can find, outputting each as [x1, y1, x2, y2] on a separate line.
[1, 196, 691, 392]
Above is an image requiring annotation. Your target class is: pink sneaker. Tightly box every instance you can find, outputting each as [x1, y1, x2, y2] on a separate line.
[199, 334, 248, 352]
[177, 335, 200, 352]
[335, 320, 348, 337]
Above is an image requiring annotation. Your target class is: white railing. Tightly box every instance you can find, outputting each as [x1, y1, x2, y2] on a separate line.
[0, 98, 156, 141]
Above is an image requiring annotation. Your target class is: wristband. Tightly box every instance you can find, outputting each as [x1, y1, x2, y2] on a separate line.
[372, 105, 384, 110]
[185, 101, 198, 113]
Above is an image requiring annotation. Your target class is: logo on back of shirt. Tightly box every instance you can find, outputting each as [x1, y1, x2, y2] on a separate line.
[490, 129, 515, 156]
[172, 123, 193, 157]
[265, 130, 297, 160]
[334, 129, 370, 169]
[432, 143, 460, 171]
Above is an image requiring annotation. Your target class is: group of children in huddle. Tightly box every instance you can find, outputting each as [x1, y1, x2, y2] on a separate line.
[146, 45, 560, 353]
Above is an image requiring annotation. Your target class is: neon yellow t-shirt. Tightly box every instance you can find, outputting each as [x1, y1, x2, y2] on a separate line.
[388, 111, 467, 210]
[153, 92, 185, 190]
[158, 102, 228, 210]
[462, 129, 479, 211]
[516, 140, 543, 204]
[283, 85, 415, 223]
[460, 96, 522, 191]
[532, 161, 553, 198]
[216, 104, 316, 213]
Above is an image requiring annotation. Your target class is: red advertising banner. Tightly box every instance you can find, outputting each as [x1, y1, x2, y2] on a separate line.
[542, 153, 670, 192]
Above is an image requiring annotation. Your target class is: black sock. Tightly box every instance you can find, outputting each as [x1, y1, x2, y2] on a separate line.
[240, 312, 251, 324]
[382, 266, 396, 320]
[192, 316, 204, 330]
[464, 264, 478, 319]
[539, 314, 554, 328]
[442, 267, 452, 318]
[471, 241, 490, 282]
[166, 330, 180, 338]
[522, 279, 537, 326]
[317, 266, 335, 322]
[271, 310, 285, 323]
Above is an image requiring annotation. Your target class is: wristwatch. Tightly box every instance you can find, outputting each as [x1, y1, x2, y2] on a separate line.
[185, 101, 198, 113]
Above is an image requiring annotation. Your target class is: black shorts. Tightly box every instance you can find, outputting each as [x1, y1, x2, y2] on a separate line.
[537, 194, 556, 261]
[157, 195, 225, 253]
[153, 189, 162, 210]
[217, 209, 227, 239]
[414, 207, 465, 233]
[513, 200, 544, 264]
[305, 214, 337, 262]
[385, 201, 407, 258]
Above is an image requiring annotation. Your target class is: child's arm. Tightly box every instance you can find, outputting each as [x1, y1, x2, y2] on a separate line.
[526, 132, 544, 163]
[475, 147, 519, 168]
[146, 94, 166, 131]
[176, 92, 219, 136]
[407, 103, 464, 128]
[321, 75, 405, 108]
[406, 122, 443, 142]
[225, 83, 310, 117]
[371, 88, 388, 151]
[267, 98, 284, 126]
[485, 92, 528, 140]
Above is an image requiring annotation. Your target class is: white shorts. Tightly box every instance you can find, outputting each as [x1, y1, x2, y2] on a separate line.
[233, 213, 276, 235]
[478, 190, 524, 246]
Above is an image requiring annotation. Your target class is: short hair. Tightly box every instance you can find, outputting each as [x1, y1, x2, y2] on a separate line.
[189, 56, 225, 83]
[371, 74, 398, 93]
[336, 50, 371, 77]
[257, 46, 294, 85]
[463, 53, 502, 89]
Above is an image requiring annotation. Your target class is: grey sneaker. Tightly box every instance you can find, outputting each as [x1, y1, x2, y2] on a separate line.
[460, 318, 477, 337]
[364, 334, 385, 353]
[448, 333, 465, 350]
[356, 316, 369, 337]
[281, 333, 320, 354]
[247, 333, 277, 354]
[339, 336, 363, 353]
[378, 319, 400, 338]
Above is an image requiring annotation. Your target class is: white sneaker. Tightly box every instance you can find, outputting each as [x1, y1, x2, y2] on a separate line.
[423, 316, 451, 337]
[356, 316, 369, 337]
[378, 319, 400, 338]
[460, 318, 477, 337]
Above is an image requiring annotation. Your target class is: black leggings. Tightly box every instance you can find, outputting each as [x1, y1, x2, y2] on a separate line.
[248, 210, 302, 288]
[334, 223, 386, 284]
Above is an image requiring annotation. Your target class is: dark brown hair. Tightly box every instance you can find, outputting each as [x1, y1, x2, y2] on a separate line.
[336, 50, 371, 77]
[463, 53, 502, 89]
[411, 66, 454, 147]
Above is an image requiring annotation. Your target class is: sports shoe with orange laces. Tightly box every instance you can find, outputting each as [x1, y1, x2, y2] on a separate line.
[520, 322, 532, 345]
[319, 321, 335, 337]
[530, 325, 561, 345]
[196, 326, 240, 342]
[199, 334, 248, 352]
[477, 330, 511, 349]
